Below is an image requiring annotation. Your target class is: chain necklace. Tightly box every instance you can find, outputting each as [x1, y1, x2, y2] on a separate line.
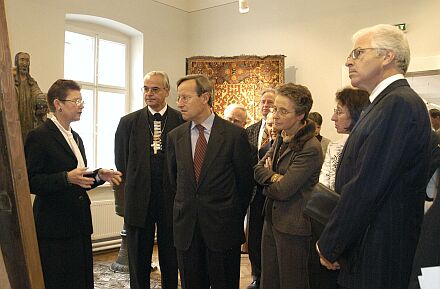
[148, 114, 168, 154]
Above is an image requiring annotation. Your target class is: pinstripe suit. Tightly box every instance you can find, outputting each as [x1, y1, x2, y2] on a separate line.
[319, 79, 431, 289]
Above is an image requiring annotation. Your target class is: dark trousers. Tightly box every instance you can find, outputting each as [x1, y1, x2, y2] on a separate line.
[177, 224, 241, 289]
[127, 212, 178, 289]
[248, 187, 265, 281]
[309, 233, 339, 289]
[38, 235, 93, 289]
[261, 220, 310, 289]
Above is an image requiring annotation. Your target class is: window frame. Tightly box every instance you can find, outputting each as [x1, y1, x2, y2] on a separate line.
[64, 23, 130, 169]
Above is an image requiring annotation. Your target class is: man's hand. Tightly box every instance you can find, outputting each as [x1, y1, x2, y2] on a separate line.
[316, 242, 340, 270]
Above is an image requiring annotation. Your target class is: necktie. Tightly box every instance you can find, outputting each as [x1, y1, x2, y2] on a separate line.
[260, 127, 269, 149]
[261, 128, 270, 148]
[194, 124, 207, 184]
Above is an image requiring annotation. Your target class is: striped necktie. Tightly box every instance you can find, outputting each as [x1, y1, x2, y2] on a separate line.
[194, 124, 207, 184]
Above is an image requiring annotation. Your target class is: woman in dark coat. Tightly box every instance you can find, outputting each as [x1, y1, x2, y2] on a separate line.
[24, 79, 122, 289]
[254, 83, 324, 289]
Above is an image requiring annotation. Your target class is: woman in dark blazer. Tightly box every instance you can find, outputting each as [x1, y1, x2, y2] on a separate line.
[254, 83, 323, 289]
[24, 79, 122, 289]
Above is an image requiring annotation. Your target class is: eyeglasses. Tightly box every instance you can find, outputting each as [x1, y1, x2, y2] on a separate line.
[141, 86, 163, 94]
[347, 47, 386, 60]
[333, 108, 344, 116]
[60, 98, 84, 106]
[176, 95, 194, 103]
[270, 107, 294, 116]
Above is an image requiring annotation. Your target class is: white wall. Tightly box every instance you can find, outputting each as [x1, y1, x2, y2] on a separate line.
[4, 0, 188, 202]
[5, 0, 188, 106]
[187, 0, 440, 140]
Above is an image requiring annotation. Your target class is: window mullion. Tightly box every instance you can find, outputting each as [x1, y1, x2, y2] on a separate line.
[93, 33, 99, 168]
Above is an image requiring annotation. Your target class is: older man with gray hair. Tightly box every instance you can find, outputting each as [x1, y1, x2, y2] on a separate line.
[317, 24, 431, 289]
[115, 71, 184, 289]
[224, 103, 248, 128]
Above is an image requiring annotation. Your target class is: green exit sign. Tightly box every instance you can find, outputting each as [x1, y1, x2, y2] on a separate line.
[395, 23, 407, 31]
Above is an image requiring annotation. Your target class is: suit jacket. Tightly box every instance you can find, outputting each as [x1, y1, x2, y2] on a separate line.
[24, 119, 103, 239]
[318, 79, 432, 289]
[114, 106, 184, 228]
[167, 114, 254, 251]
[254, 120, 323, 236]
[408, 191, 440, 289]
[246, 119, 263, 149]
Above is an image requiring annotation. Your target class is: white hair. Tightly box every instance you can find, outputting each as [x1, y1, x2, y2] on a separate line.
[353, 24, 410, 74]
[224, 103, 248, 119]
[144, 71, 170, 90]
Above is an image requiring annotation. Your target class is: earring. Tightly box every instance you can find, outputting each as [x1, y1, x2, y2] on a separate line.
[59, 108, 62, 112]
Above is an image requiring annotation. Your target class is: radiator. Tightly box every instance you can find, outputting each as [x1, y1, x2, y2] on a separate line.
[90, 200, 124, 251]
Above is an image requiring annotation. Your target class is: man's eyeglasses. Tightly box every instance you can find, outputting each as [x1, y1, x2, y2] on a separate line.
[176, 95, 194, 103]
[142, 86, 163, 94]
[270, 107, 294, 116]
[60, 98, 84, 106]
[347, 47, 386, 60]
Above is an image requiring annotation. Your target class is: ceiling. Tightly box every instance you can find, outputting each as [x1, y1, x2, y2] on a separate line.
[152, 0, 236, 12]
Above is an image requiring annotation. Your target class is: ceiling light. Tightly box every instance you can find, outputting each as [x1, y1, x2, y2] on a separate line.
[239, 0, 249, 14]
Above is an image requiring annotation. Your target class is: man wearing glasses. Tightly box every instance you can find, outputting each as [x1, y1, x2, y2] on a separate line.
[115, 71, 184, 289]
[317, 24, 431, 289]
[167, 74, 253, 289]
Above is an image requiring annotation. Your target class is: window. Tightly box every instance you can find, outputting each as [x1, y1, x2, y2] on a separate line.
[64, 28, 128, 169]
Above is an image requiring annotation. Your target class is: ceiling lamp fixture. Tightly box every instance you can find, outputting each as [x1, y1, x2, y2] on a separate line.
[239, 0, 249, 14]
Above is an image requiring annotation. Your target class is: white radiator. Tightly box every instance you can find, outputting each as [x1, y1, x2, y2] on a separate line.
[90, 200, 124, 251]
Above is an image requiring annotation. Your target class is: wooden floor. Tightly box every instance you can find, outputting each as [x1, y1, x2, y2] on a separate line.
[94, 246, 253, 289]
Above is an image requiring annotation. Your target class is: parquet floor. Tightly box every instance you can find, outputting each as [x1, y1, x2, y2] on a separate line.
[94, 246, 253, 289]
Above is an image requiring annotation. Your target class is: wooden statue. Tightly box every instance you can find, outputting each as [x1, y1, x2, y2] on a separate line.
[13, 52, 48, 139]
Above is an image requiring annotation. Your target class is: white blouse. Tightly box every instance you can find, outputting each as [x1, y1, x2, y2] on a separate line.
[319, 134, 349, 190]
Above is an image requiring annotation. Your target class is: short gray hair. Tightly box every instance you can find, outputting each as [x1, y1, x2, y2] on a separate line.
[353, 24, 410, 74]
[224, 103, 248, 119]
[144, 71, 170, 90]
[261, 88, 276, 98]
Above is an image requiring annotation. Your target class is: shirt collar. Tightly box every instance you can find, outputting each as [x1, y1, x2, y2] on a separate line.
[49, 114, 72, 136]
[369, 74, 404, 103]
[148, 104, 168, 116]
[191, 111, 215, 132]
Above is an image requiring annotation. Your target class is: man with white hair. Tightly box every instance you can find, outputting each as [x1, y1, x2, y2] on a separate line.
[224, 103, 248, 128]
[317, 24, 431, 289]
[115, 71, 183, 289]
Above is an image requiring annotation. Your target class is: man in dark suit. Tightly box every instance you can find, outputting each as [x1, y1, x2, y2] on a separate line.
[115, 71, 183, 289]
[317, 24, 432, 289]
[245, 88, 275, 289]
[167, 74, 254, 289]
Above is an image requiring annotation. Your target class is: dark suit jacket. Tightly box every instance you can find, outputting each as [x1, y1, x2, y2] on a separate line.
[167, 114, 254, 251]
[114, 106, 184, 228]
[408, 192, 440, 289]
[24, 119, 103, 239]
[318, 79, 432, 289]
[246, 119, 263, 149]
[254, 121, 323, 236]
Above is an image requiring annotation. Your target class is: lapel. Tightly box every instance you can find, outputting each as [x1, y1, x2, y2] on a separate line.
[71, 129, 87, 166]
[166, 106, 184, 132]
[197, 115, 225, 186]
[45, 120, 77, 161]
[177, 122, 197, 189]
[134, 108, 151, 162]
[336, 79, 410, 174]
[271, 137, 282, 169]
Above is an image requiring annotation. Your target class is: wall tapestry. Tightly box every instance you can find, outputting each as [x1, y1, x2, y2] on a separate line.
[186, 55, 285, 123]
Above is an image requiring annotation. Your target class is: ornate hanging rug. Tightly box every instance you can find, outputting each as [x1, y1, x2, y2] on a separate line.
[186, 55, 285, 123]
